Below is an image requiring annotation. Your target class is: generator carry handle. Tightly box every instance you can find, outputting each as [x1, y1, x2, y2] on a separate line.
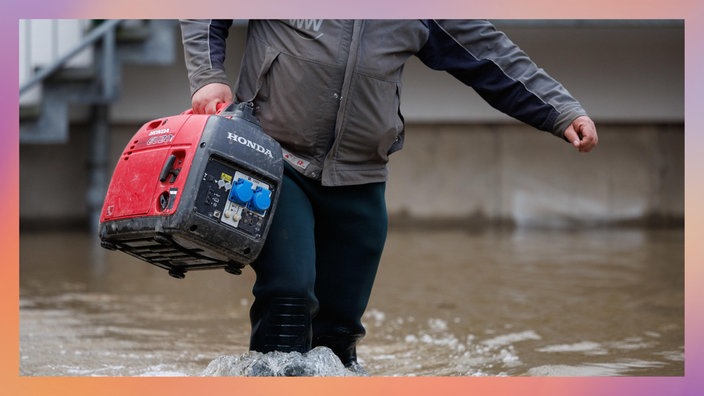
[180, 101, 255, 118]
[180, 101, 229, 116]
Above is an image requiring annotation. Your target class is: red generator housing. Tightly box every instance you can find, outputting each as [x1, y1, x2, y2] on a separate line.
[99, 102, 283, 279]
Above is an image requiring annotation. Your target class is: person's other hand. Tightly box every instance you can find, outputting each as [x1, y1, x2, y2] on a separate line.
[191, 83, 233, 114]
[563, 115, 598, 152]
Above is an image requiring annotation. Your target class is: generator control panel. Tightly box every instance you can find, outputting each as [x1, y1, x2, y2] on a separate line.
[194, 156, 274, 238]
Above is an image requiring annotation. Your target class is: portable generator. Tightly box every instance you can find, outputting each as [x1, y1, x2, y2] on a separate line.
[98, 102, 283, 279]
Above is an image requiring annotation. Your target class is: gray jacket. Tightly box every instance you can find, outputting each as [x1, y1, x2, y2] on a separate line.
[180, 19, 588, 186]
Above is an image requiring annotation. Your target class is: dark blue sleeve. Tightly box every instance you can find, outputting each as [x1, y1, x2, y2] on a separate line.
[180, 19, 234, 95]
[207, 20, 232, 71]
[416, 20, 563, 133]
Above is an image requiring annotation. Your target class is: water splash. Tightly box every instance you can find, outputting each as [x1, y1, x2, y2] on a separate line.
[202, 347, 365, 377]
[362, 313, 537, 376]
[526, 360, 667, 376]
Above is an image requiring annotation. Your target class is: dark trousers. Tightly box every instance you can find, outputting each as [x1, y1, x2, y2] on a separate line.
[249, 163, 388, 365]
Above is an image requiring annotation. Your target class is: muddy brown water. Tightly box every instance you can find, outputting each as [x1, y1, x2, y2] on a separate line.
[19, 227, 683, 376]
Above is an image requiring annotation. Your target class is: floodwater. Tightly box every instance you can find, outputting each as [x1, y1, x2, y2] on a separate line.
[19, 227, 684, 376]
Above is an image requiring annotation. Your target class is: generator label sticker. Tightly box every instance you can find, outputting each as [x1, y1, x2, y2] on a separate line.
[148, 127, 171, 136]
[282, 148, 309, 170]
[167, 188, 178, 209]
[220, 173, 233, 183]
[147, 134, 175, 146]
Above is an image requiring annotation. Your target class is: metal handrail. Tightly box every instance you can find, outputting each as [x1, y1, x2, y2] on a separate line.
[19, 19, 123, 96]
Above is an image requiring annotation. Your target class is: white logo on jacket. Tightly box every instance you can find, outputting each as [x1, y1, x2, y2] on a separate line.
[288, 19, 324, 40]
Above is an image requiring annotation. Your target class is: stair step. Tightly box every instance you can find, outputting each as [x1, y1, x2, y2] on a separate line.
[19, 103, 41, 121]
[116, 23, 152, 42]
[20, 20, 178, 144]
[47, 66, 97, 82]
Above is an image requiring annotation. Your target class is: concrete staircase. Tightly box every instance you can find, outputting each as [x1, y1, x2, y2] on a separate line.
[19, 19, 180, 231]
[20, 19, 178, 143]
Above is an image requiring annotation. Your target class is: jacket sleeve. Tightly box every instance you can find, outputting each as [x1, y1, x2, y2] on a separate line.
[416, 19, 587, 138]
[179, 19, 233, 96]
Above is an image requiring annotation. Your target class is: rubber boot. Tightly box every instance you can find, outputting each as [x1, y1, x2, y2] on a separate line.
[250, 296, 312, 354]
[312, 334, 361, 367]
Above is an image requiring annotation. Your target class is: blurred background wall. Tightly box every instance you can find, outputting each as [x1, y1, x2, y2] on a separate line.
[18, 19, 684, 230]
